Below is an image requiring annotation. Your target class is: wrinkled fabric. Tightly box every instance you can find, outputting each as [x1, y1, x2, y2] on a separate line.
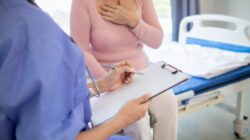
[164, 42, 250, 79]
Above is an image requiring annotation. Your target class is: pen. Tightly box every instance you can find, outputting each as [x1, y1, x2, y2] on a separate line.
[103, 64, 144, 75]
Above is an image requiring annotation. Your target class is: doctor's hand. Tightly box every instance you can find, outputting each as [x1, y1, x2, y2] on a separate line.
[76, 94, 151, 140]
[114, 94, 151, 127]
[99, 61, 134, 92]
[99, 0, 140, 28]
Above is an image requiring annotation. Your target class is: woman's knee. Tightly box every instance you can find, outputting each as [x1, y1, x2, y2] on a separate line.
[124, 112, 151, 131]
[149, 90, 178, 120]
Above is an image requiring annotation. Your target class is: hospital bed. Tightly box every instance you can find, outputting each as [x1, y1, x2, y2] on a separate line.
[172, 14, 250, 139]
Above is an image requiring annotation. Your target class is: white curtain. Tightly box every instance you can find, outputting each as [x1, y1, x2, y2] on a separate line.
[36, 0, 72, 34]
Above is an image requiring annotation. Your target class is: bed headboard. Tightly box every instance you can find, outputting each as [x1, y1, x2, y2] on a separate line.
[179, 14, 250, 52]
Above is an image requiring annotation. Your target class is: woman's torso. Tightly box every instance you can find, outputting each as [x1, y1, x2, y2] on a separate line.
[86, 0, 149, 70]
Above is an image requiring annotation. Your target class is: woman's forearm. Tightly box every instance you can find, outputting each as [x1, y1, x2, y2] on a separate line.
[131, 19, 163, 48]
[131, 0, 163, 48]
[84, 52, 107, 79]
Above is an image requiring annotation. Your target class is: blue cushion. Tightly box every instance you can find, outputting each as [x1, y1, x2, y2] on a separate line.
[173, 64, 250, 95]
[186, 38, 250, 53]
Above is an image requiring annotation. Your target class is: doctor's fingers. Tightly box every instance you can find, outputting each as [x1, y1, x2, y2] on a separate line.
[141, 100, 151, 110]
[121, 73, 133, 84]
[134, 94, 151, 105]
[123, 76, 133, 84]
[115, 65, 134, 75]
[133, 98, 151, 118]
[114, 61, 134, 71]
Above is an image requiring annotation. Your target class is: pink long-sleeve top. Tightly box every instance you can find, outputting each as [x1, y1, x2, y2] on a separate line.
[70, 0, 163, 79]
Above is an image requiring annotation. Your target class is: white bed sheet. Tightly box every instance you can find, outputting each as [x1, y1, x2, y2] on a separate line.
[148, 42, 250, 79]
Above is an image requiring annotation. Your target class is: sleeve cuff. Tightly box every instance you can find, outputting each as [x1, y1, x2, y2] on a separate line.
[131, 19, 144, 35]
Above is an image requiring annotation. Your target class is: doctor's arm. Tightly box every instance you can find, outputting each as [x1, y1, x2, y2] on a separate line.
[76, 94, 151, 140]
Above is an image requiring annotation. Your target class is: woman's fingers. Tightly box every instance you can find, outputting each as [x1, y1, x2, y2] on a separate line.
[99, 8, 115, 17]
[99, 0, 138, 27]
[100, 4, 121, 18]
[101, 15, 115, 22]
[101, 4, 117, 12]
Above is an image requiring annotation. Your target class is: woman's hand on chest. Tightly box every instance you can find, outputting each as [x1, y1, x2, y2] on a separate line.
[98, 0, 140, 28]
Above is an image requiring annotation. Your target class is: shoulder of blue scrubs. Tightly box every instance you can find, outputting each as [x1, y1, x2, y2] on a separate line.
[0, 0, 91, 140]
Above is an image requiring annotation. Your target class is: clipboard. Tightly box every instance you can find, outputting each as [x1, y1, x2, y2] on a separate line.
[90, 61, 190, 126]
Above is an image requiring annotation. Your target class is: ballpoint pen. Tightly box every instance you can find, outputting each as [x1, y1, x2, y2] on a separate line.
[103, 64, 144, 75]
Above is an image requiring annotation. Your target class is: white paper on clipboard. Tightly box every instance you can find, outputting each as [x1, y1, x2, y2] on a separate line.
[90, 61, 190, 126]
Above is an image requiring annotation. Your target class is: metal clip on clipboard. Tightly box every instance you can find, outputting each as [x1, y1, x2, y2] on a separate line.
[161, 63, 180, 74]
[90, 61, 190, 126]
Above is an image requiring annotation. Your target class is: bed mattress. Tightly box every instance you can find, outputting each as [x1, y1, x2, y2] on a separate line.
[173, 37, 250, 95]
[173, 64, 250, 95]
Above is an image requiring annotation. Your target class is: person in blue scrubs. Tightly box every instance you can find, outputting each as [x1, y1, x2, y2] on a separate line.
[0, 0, 151, 140]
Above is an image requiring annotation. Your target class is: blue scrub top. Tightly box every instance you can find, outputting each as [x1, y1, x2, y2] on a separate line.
[0, 0, 92, 139]
[0, 0, 132, 140]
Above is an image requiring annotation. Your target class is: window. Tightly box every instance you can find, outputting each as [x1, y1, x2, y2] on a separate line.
[153, 0, 172, 40]
[144, 0, 172, 62]
[36, 0, 71, 34]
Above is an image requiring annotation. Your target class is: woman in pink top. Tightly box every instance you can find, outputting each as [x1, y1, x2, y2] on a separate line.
[71, 0, 178, 139]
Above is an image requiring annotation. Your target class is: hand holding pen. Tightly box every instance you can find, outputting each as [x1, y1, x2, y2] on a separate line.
[88, 61, 136, 96]
[101, 61, 136, 91]
[103, 63, 144, 76]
